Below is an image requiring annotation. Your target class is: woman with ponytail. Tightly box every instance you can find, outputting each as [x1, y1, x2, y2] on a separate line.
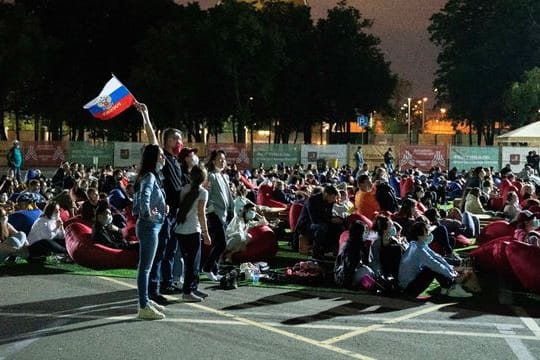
[174, 165, 212, 302]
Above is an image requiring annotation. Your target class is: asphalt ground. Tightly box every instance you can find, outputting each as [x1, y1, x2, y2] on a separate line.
[1, 272, 540, 360]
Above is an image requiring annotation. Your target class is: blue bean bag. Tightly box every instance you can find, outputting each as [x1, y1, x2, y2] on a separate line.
[8, 208, 42, 235]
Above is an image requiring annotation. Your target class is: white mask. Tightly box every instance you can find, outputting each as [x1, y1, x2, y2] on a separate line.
[156, 162, 164, 173]
[246, 210, 256, 220]
[105, 214, 113, 226]
[191, 154, 199, 166]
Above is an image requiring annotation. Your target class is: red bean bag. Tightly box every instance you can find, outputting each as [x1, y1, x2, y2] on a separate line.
[65, 221, 138, 270]
[232, 225, 278, 263]
[477, 220, 513, 244]
[454, 234, 473, 248]
[470, 236, 514, 278]
[64, 215, 92, 228]
[289, 201, 304, 232]
[487, 196, 505, 212]
[339, 230, 349, 252]
[256, 184, 287, 208]
[346, 212, 373, 229]
[59, 209, 71, 223]
[506, 241, 540, 293]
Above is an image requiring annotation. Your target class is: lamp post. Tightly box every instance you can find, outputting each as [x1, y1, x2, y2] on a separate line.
[419, 97, 428, 133]
[407, 97, 412, 143]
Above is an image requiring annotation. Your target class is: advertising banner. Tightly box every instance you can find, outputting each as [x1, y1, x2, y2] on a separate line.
[301, 144, 348, 169]
[501, 146, 539, 173]
[252, 144, 301, 168]
[113, 142, 145, 168]
[206, 143, 251, 170]
[449, 146, 500, 171]
[69, 142, 115, 168]
[399, 145, 447, 172]
[22, 141, 67, 168]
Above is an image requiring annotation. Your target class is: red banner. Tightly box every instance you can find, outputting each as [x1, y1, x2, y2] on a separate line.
[398, 145, 447, 172]
[206, 143, 251, 170]
[22, 141, 67, 168]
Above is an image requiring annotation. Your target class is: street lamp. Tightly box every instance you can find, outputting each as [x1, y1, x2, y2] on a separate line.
[419, 97, 428, 133]
[407, 97, 412, 143]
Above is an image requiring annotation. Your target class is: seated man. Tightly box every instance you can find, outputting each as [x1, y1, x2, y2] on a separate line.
[80, 187, 100, 223]
[294, 185, 344, 259]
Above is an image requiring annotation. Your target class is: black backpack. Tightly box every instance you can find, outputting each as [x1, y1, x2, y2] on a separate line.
[334, 220, 367, 288]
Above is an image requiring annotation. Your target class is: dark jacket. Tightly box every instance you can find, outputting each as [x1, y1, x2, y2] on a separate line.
[295, 192, 333, 235]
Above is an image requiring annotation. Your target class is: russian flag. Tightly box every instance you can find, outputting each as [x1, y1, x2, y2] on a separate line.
[83, 76, 135, 120]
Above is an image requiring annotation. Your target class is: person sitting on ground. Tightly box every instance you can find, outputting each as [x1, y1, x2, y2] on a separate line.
[333, 190, 354, 219]
[8, 193, 42, 235]
[91, 201, 137, 250]
[354, 174, 380, 221]
[369, 215, 407, 279]
[512, 210, 540, 247]
[80, 187, 100, 223]
[424, 208, 462, 265]
[398, 221, 472, 298]
[464, 187, 496, 216]
[392, 198, 419, 239]
[439, 208, 478, 239]
[295, 184, 343, 259]
[53, 190, 78, 220]
[223, 203, 267, 263]
[0, 207, 27, 263]
[26, 201, 69, 261]
[502, 191, 521, 222]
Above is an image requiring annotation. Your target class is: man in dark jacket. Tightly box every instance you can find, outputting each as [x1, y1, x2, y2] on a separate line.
[295, 185, 343, 259]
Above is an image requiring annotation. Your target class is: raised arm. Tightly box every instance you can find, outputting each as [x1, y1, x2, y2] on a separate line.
[134, 102, 159, 146]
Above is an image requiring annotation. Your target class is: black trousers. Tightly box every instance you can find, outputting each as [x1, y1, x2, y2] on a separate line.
[28, 238, 67, 257]
[176, 232, 201, 294]
[202, 213, 226, 274]
[404, 268, 453, 297]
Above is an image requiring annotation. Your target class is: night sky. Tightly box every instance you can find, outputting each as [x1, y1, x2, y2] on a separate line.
[182, 0, 447, 99]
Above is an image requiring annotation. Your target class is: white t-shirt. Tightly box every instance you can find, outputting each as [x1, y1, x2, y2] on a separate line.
[174, 185, 208, 235]
[27, 217, 65, 245]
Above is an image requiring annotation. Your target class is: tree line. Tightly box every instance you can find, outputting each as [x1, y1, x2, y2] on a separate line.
[0, 0, 397, 143]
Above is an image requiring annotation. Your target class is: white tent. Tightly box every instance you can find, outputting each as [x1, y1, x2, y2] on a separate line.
[497, 121, 540, 145]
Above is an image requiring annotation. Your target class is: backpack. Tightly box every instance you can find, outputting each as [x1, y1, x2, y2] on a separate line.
[334, 220, 367, 288]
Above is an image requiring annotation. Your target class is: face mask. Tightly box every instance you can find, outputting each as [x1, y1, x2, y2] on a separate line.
[105, 214, 113, 226]
[246, 210, 256, 220]
[388, 226, 396, 238]
[533, 218, 540, 228]
[425, 233, 434, 245]
[156, 162, 164, 173]
[173, 143, 183, 156]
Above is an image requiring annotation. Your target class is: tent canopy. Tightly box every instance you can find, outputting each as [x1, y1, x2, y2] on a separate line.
[497, 121, 540, 144]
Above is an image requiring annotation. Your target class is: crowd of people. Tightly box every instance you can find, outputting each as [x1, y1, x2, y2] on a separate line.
[2, 115, 540, 319]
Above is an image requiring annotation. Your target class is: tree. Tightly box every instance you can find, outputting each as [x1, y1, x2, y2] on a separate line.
[504, 67, 540, 128]
[316, 0, 396, 143]
[429, 0, 540, 145]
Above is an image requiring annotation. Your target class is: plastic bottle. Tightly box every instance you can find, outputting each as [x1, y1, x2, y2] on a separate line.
[252, 268, 260, 285]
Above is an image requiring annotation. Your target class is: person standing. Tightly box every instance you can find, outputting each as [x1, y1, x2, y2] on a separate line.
[7, 140, 23, 183]
[132, 143, 168, 320]
[201, 150, 235, 281]
[135, 103, 185, 302]
[354, 146, 364, 178]
[174, 165, 211, 302]
[383, 147, 394, 174]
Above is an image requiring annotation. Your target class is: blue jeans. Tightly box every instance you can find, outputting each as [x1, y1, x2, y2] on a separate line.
[161, 213, 183, 288]
[136, 219, 163, 308]
[149, 214, 174, 294]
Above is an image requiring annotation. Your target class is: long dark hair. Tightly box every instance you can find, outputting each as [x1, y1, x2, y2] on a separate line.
[206, 150, 225, 172]
[134, 144, 160, 190]
[177, 165, 207, 224]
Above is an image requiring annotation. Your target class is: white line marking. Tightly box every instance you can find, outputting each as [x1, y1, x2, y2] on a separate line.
[497, 325, 536, 360]
[513, 306, 540, 337]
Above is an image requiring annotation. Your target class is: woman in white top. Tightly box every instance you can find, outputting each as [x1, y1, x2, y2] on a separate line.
[27, 201, 67, 258]
[174, 165, 212, 302]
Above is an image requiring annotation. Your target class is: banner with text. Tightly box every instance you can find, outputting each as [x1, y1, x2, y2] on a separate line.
[69, 142, 115, 168]
[501, 146, 539, 173]
[301, 144, 348, 169]
[253, 144, 301, 168]
[22, 141, 67, 168]
[449, 146, 500, 171]
[113, 142, 145, 168]
[399, 145, 447, 172]
[206, 143, 250, 170]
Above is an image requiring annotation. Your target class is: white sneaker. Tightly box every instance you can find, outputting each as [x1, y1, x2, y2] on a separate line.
[148, 299, 165, 312]
[138, 306, 165, 320]
[444, 284, 473, 298]
[204, 271, 222, 282]
[182, 292, 203, 302]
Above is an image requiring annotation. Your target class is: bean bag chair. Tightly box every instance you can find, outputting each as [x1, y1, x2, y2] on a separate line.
[454, 234, 473, 248]
[231, 225, 278, 263]
[506, 241, 540, 293]
[288, 201, 304, 232]
[108, 188, 131, 211]
[470, 237, 514, 278]
[59, 208, 71, 223]
[63, 215, 92, 228]
[487, 196, 505, 212]
[65, 221, 138, 270]
[477, 220, 513, 244]
[8, 208, 42, 235]
[256, 183, 287, 208]
[346, 212, 373, 230]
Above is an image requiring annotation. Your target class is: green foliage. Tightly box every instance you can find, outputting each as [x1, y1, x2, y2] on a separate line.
[504, 67, 540, 127]
[429, 0, 540, 145]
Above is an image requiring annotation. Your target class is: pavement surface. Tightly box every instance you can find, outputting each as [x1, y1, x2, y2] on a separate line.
[1, 273, 540, 360]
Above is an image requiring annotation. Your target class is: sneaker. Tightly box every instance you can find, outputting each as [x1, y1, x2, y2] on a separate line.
[148, 299, 165, 312]
[443, 284, 473, 298]
[149, 294, 169, 305]
[182, 292, 203, 302]
[138, 306, 165, 320]
[204, 271, 222, 282]
[161, 285, 183, 295]
[193, 289, 208, 298]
